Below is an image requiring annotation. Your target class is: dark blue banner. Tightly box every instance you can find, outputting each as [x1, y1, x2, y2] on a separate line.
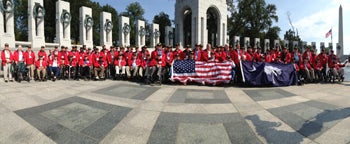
[242, 61, 298, 87]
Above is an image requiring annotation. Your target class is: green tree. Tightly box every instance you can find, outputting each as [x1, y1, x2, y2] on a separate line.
[227, 0, 280, 46]
[120, 2, 145, 46]
[153, 12, 171, 44]
[14, 0, 28, 41]
[283, 29, 302, 50]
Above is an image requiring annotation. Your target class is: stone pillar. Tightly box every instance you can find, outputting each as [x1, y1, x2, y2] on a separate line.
[151, 23, 160, 48]
[100, 12, 112, 48]
[264, 39, 270, 52]
[234, 36, 240, 46]
[302, 41, 307, 52]
[329, 43, 333, 50]
[165, 26, 174, 46]
[274, 40, 280, 48]
[136, 20, 145, 47]
[79, 6, 93, 49]
[293, 41, 299, 49]
[254, 38, 260, 48]
[119, 16, 130, 47]
[320, 42, 325, 51]
[311, 42, 316, 51]
[28, 0, 45, 49]
[244, 37, 250, 50]
[0, 0, 15, 48]
[56, 1, 71, 48]
[338, 5, 343, 57]
[284, 40, 289, 48]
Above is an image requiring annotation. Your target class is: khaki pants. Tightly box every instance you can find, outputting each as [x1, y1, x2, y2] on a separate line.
[3, 63, 12, 81]
[115, 66, 126, 75]
[94, 67, 105, 78]
[37, 67, 46, 79]
[26, 64, 35, 79]
[126, 66, 143, 77]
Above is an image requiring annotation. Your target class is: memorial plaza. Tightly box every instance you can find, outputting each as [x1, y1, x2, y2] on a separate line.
[0, 80, 350, 144]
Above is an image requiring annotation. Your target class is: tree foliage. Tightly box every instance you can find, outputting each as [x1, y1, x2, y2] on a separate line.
[153, 12, 171, 44]
[227, 0, 280, 47]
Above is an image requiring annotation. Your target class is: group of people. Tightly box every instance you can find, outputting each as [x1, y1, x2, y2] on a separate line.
[1, 42, 348, 85]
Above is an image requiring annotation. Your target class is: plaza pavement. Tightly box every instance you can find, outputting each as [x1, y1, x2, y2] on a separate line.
[0, 79, 350, 144]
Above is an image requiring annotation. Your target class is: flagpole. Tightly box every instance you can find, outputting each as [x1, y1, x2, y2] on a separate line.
[331, 27, 333, 49]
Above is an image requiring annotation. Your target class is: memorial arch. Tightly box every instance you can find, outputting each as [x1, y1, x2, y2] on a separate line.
[175, 0, 227, 48]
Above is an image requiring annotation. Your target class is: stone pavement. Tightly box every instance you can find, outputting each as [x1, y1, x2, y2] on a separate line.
[0, 80, 350, 144]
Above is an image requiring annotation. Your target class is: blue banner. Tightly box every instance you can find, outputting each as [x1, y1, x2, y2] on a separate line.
[242, 61, 298, 87]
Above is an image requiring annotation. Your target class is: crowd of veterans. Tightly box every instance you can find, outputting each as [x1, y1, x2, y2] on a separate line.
[1, 42, 348, 85]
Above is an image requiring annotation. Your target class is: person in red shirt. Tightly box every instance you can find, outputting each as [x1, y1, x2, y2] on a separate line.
[80, 55, 92, 80]
[244, 47, 254, 62]
[202, 44, 214, 62]
[193, 44, 203, 61]
[172, 43, 182, 59]
[126, 52, 142, 79]
[265, 49, 272, 63]
[254, 48, 263, 62]
[299, 58, 315, 83]
[94, 53, 107, 80]
[302, 47, 313, 62]
[281, 47, 292, 64]
[1, 43, 14, 82]
[37, 46, 47, 61]
[65, 54, 78, 80]
[180, 45, 192, 60]
[48, 55, 61, 81]
[317, 49, 328, 81]
[35, 55, 47, 81]
[24, 46, 36, 80]
[313, 57, 324, 82]
[143, 54, 157, 84]
[107, 46, 118, 79]
[114, 54, 126, 79]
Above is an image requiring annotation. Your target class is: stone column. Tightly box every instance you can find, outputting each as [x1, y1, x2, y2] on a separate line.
[151, 23, 160, 48]
[302, 41, 307, 52]
[293, 41, 299, 49]
[254, 38, 260, 48]
[0, 0, 15, 48]
[264, 39, 270, 52]
[79, 6, 93, 49]
[244, 37, 250, 50]
[56, 1, 71, 48]
[136, 20, 145, 47]
[274, 40, 280, 48]
[338, 5, 343, 57]
[165, 26, 174, 46]
[234, 36, 240, 46]
[311, 42, 316, 51]
[119, 16, 130, 47]
[284, 40, 289, 48]
[320, 42, 325, 51]
[100, 12, 112, 48]
[28, 0, 45, 50]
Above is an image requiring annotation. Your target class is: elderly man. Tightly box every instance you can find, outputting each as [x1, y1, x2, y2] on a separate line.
[24, 46, 36, 80]
[1, 43, 14, 82]
[14, 45, 26, 81]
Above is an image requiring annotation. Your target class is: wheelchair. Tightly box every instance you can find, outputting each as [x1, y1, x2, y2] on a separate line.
[12, 63, 30, 83]
[326, 68, 344, 83]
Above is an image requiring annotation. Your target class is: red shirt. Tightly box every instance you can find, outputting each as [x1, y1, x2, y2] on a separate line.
[24, 50, 35, 65]
[1, 50, 13, 65]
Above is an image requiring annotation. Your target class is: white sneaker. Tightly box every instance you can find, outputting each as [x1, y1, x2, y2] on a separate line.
[96, 77, 99, 80]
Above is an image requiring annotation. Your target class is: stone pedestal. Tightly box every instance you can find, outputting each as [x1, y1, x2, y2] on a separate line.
[254, 38, 260, 48]
[100, 12, 112, 48]
[293, 41, 299, 49]
[284, 40, 289, 48]
[320, 42, 325, 51]
[136, 20, 145, 47]
[311, 42, 316, 50]
[165, 26, 173, 46]
[79, 6, 93, 49]
[56, 1, 71, 48]
[119, 16, 130, 47]
[175, 0, 227, 48]
[302, 41, 307, 52]
[0, 0, 15, 48]
[150, 23, 160, 48]
[28, 0, 45, 50]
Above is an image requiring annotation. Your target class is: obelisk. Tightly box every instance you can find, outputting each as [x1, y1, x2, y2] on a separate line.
[338, 5, 343, 57]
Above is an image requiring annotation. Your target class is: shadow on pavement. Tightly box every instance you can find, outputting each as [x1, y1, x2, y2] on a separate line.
[245, 107, 350, 144]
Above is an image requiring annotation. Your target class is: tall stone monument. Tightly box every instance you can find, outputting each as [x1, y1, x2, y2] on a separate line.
[136, 20, 145, 47]
[119, 16, 130, 47]
[165, 26, 174, 46]
[284, 40, 289, 48]
[264, 39, 270, 52]
[338, 5, 343, 57]
[234, 36, 240, 46]
[0, 0, 15, 48]
[274, 40, 280, 48]
[150, 23, 160, 48]
[175, 0, 227, 47]
[56, 1, 71, 48]
[29, 0, 45, 49]
[79, 6, 93, 49]
[254, 38, 260, 48]
[244, 37, 250, 49]
[100, 12, 113, 48]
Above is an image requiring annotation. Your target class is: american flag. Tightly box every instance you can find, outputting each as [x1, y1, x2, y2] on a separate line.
[171, 60, 232, 85]
[325, 29, 332, 38]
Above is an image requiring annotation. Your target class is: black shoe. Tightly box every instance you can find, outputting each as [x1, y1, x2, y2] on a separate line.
[5, 80, 8, 83]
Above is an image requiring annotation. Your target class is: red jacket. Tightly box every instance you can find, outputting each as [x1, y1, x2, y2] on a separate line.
[93, 55, 107, 68]
[299, 61, 313, 70]
[172, 49, 182, 58]
[141, 58, 157, 68]
[127, 58, 142, 67]
[1, 50, 13, 65]
[281, 52, 292, 64]
[13, 50, 26, 63]
[107, 50, 119, 64]
[265, 54, 272, 63]
[58, 51, 68, 61]
[37, 51, 47, 61]
[193, 50, 203, 61]
[245, 52, 254, 62]
[65, 58, 78, 67]
[35, 59, 47, 69]
[48, 58, 62, 67]
[165, 51, 174, 64]
[233, 49, 245, 66]
[151, 50, 166, 66]
[24, 50, 36, 65]
[317, 53, 328, 66]
[202, 50, 214, 62]
[114, 59, 127, 67]
[313, 62, 323, 71]
[79, 57, 92, 67]
[293, 63, 300, 72]
[328, 54, 338, 68]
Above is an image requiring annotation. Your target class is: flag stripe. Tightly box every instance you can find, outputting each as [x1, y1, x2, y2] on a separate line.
[171, 60, 233, 85]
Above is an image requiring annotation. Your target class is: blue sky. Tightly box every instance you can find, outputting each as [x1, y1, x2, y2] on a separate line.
[95, 0, 349, 54]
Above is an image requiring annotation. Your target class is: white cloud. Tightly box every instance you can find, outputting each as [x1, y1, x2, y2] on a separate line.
[293, 0, 350, 55]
